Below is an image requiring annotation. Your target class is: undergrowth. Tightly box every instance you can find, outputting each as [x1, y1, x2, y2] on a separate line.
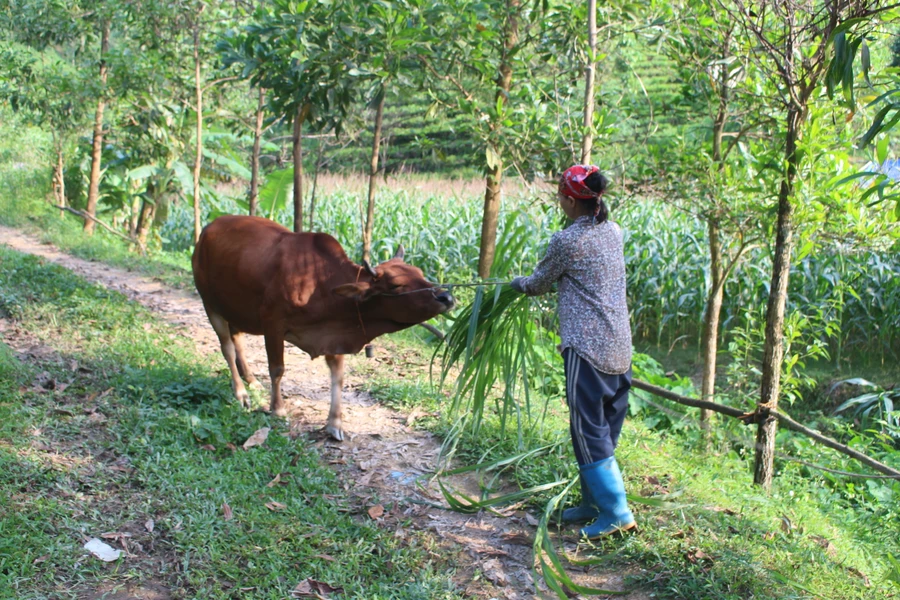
[0, 247, 462, 599]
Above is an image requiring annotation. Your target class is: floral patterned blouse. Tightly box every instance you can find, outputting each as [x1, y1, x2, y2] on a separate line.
[518, 216, 632, 375]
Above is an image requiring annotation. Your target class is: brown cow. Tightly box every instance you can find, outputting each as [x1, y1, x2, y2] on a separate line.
[191, 215, 454, 440]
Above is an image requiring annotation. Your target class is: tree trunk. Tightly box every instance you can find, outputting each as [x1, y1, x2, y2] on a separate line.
[52, 134, 66, 215]
[292, 104, 305, 232]
[249, 87, 265, 217]
[476, 1, 518, 279]
[136, 185, 157, 251]
[362, 86, 386, 263]
[478, 162, 503, 279]
[192, 21, 203, 244]
[699, 217, 724, 428]
[580, 0, 597, 164]
[700, 52, 730, 429]
[83, 21, 110, 235]
[308, 138, 326, 231]
[753, 105, 802, 488]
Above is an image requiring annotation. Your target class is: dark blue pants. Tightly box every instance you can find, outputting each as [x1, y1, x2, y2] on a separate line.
[563, 349, 631, 466]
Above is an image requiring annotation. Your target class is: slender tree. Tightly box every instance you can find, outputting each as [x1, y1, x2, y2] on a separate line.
[191, 4, 206, 243]
[362, 85, 386, 262]
[580, 0, 598, 164]
[659, 4, 763, 432]
[723, 0, 886, 488]
[83, 19, 110, 234]
[249, 86, 265, 216]
[218, 0, 360, 232]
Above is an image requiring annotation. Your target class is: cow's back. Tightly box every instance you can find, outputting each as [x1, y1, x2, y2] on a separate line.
[192, 216, 352, 336]
[192, 216, 294, 334]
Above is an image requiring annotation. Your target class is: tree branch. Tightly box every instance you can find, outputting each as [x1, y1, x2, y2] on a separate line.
[202, 76, 240, 93]
[53, 205, 144, 250]
[632, 378, 900, 479]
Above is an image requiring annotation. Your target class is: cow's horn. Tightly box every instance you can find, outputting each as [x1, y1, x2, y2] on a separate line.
[393, 244, 405, 261]
[362, 259, 378, 278]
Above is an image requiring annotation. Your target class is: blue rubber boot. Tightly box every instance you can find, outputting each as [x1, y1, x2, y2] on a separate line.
[560, 475, 600, 524]
[578, 457, 636, 539]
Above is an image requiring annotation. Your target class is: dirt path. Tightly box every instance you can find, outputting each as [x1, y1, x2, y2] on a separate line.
[0, 225, 649, 600]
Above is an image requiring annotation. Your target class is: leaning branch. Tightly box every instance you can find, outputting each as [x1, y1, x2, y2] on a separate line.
[632, 378, 900, 480]
[53, 205, 144, 250]
[771, 410, 900, 479]
[632, 379, 746, 418]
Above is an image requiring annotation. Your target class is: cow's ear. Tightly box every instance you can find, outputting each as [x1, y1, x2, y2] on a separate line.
[332, 282, 374, 301]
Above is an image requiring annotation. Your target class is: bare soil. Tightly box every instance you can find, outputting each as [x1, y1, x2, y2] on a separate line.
[0, 225, 652, 600]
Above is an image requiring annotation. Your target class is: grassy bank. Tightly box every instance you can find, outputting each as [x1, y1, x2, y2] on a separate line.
[0, 247, 462, 599]
[355, 347, 900, 600]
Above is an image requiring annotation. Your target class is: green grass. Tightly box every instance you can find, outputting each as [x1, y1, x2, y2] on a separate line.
[0, 124, 193, 291]
[357, 364, 900, 600]
[0, 247, 463, 599]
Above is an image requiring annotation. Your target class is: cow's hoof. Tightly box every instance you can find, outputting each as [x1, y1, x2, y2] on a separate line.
[272, 407, 288, 418]
[236, 390, 251, 409]
[325, 424, 344, 442]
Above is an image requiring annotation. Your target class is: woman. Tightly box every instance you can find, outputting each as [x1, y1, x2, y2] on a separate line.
[510, 164, 635, 539]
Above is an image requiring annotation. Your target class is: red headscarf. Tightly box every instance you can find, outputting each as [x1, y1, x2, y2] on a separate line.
[559, 165, 601, 200]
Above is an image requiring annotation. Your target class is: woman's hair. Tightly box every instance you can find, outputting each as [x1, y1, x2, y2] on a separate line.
[584, 171, 609, 224]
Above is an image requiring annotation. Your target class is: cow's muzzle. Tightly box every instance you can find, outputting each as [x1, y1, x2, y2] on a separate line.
[434, 289, 455, 310]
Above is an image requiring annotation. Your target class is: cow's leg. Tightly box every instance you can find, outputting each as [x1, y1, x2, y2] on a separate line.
[206, 311, 250, 409]
[324, 354, 344, 441]
[263, 329, 288, 418]
[230, 328, 260, 389]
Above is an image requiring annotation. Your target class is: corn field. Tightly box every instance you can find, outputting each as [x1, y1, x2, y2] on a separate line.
[161, 181, 900, 367]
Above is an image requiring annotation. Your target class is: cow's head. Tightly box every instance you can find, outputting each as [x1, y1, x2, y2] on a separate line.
[332, 246, 455, 323]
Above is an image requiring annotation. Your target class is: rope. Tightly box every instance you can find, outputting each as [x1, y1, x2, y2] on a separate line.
[380, 280, 513, 297]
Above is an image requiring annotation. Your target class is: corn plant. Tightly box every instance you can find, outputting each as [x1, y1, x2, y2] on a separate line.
[165, 179, 898, 365]
[832, 378, 900, 440]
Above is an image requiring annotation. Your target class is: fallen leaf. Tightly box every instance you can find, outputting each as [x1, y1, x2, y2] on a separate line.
[292, 578, 343, 598]
[780, 515, 793, 534]
[810, 535, 837, 557]
[266, 473, 282, 487]
[847, 567, 870, 587]
[500, 531, 532, 544]
[84, 538, 122, 562]
[367, 504, 385, 519]
[200, 444, 216, 451]
[524, 512, 539, 527]
[222, 502, 233, 521]
[686, 549, 713, 564]
[144, 519, 155, 533]
[314, 553, 336, 562]
[225, 443, 237, 452]
[481, 558, 509, 586]
[265, 501, 287, 512]
[705, 505, 739, 516]
[243, 427, 271, 450]
[33, 555, 48, 565]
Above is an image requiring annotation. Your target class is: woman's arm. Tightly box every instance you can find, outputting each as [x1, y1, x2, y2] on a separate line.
[517, 233, 569, 296]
